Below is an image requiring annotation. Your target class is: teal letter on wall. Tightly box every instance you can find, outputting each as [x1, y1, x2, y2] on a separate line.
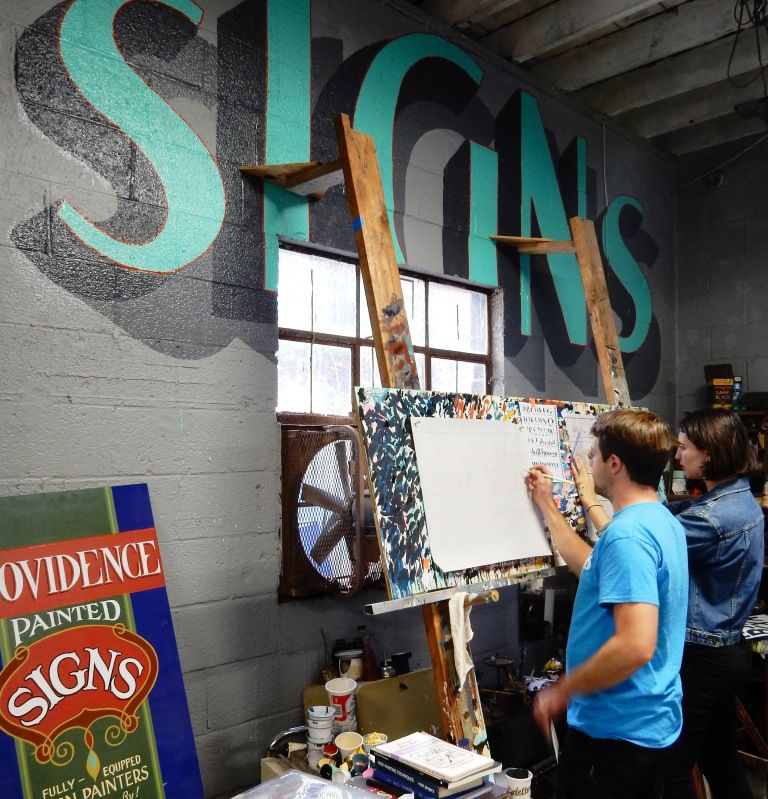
[519, 92, 586, 343]
[602, 196, 652, 353]
[58, 0, 225, 273]
[355, 34, 483, 265]
[469, 142, 498, 285]
[264, 0, 311, 291]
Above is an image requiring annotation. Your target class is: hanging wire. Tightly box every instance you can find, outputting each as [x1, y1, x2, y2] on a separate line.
[679, 1, 768, 190]
[728, 0, 768, 121]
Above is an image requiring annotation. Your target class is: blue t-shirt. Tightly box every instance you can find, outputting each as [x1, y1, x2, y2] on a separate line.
[566, 502, 688, 748]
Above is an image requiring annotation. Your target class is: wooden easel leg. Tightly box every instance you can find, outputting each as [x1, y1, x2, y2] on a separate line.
[422, 601, 489, 755]
[569, 216, 631, 407]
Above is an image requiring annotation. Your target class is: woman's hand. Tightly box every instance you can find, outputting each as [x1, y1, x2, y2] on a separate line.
[571, 454, 597, 506]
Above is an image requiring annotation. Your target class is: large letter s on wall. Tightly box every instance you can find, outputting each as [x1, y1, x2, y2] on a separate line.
[58, 0, 225, 273]
[601, 196, 652, 353]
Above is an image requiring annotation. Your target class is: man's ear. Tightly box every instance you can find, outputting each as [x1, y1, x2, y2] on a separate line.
[608, 453, 623, 474]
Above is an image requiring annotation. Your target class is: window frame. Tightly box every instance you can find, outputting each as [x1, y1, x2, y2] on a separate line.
[276, 240, 495, 423]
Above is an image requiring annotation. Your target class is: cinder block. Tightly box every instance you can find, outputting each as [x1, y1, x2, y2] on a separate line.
[163, 537, 230, 606]
[230, 532, 280, 599]
[172, 595, 278, 671]
[195, 719, 258, 798]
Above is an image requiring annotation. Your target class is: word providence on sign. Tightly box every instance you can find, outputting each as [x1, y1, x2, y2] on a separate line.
[0, 538, 161, 602]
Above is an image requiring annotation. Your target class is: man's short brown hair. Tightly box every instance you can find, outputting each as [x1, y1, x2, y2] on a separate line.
[592, 409, 675, 488]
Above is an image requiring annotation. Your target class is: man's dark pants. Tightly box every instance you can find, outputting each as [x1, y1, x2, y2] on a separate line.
[557, 728, 665, 799]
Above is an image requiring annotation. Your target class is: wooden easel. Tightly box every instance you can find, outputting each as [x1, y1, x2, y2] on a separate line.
[334, 113, 489, 750]
[243, 115, 492, 750]
[242, 114, 634, 754]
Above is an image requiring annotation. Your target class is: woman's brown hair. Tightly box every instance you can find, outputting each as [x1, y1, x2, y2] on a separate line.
[679, 409, 756, 480]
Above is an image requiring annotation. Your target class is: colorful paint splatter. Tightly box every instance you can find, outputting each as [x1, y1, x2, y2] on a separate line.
[355, 387, 613, 599]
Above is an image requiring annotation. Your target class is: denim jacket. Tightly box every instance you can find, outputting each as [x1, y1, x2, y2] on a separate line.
[668, 477, 764, 646]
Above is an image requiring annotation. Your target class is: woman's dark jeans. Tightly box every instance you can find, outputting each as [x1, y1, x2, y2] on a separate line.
[662, 641, 754, 799]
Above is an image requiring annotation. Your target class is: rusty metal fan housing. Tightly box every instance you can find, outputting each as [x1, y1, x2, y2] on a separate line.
[279, 425, 366, 599]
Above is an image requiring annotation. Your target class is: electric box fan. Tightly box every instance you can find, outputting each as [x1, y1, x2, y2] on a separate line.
[279, 425, 379, 599]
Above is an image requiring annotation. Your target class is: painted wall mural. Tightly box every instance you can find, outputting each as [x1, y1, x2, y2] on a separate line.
[11, 0, 671, 397]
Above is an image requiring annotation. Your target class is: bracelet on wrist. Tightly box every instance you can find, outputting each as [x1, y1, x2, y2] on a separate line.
[585, 503, 601, 511]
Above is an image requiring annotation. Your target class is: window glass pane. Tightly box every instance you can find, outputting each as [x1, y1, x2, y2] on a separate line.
[430, 357, 458, 393]
[428, 282, 488, 354]
[311, 344, 352, 415]
[401, 275, 426, 347]
[359, 273, 426, 346]
[457, 360, 487, 394]
[430, 358, 486, 394]
[278, 249, 356, 336]
[311, 255, 356, 336]
[359, 346, 378, 388]
[359, 274, 372, 340]
[414, 352, 425, 387]
[360, 347, 425, 388]
[277, 249, 313, 331]
[277, 339, 311, 412]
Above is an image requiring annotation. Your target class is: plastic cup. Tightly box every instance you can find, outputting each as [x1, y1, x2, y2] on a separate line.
[334, 731, 363, 760]
[362, 732, 388, 754]
[307, 725, 334, 743]
[497, 767, 532, 798]
[325, 677, 357, 723]
[307, 705, 336, 722]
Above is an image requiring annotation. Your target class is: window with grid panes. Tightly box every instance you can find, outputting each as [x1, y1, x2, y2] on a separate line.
[276, 245, 492, 421]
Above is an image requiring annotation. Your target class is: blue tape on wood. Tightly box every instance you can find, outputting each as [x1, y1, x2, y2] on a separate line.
[353, 215, 364, 232]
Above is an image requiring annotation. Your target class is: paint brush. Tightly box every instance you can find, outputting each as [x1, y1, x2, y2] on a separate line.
[525, 469, 575, 485]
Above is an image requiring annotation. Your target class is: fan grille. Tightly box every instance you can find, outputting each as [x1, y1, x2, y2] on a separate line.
[279, 425, 382, 600]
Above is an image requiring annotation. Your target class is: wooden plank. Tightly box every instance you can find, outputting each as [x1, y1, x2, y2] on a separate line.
[491, 234, 555, 244]
[335, 113, 488, 753]
[653, 112, 768, 156]
[491, 235, 575, 254]
[619, 71, 766, 140]
[483, 0, 663, 64]
[419, 0, 527, 27]
[240, 161, 318, 181]
[532, 0, 741, 92]
[283, 160, 343, 198]
[577, 32, 765, 118]
[335, 114, 420, 390]
[240, 160, 343, 199]
[569, 217, 630, 406]
[516, 241, 575, 254]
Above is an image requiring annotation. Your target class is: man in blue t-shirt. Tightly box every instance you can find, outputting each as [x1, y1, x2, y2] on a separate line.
[525, 408, 688, 799]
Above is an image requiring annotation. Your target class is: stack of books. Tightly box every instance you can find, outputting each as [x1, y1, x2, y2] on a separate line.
[371, 731, 502, 799]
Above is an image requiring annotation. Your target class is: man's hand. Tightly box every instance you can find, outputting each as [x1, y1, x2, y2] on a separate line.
[533, 683, 569, 738]
[525, 465, 556, 512]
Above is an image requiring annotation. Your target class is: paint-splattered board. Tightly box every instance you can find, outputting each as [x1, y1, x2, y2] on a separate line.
[355, 387, 614, 600]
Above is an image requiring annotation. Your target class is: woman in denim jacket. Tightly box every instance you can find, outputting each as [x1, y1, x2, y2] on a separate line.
[663, 409, 764, 799]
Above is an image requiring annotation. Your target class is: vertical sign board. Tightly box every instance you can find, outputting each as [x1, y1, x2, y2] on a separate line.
[0, 484, 203, 799]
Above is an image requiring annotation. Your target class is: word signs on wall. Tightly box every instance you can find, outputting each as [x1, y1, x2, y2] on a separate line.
[0, 484, 202, 799]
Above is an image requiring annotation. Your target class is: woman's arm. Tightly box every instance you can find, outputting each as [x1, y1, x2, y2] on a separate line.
[571, 454, 611, 531]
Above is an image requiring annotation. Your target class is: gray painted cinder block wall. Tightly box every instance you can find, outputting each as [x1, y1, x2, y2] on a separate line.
[676, 134, 768, 419]
[1, 0, 676, 796]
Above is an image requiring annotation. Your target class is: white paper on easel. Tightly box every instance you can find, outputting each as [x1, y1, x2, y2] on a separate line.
[409, 417, 551, 573]
[518, 402, 565, 481]
[562, 411, 614, 539]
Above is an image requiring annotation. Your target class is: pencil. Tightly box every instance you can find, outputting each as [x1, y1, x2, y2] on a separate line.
[525, 469, 575, 485]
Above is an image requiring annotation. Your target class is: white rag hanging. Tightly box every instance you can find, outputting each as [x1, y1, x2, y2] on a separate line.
[448, 591, 475, 691]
